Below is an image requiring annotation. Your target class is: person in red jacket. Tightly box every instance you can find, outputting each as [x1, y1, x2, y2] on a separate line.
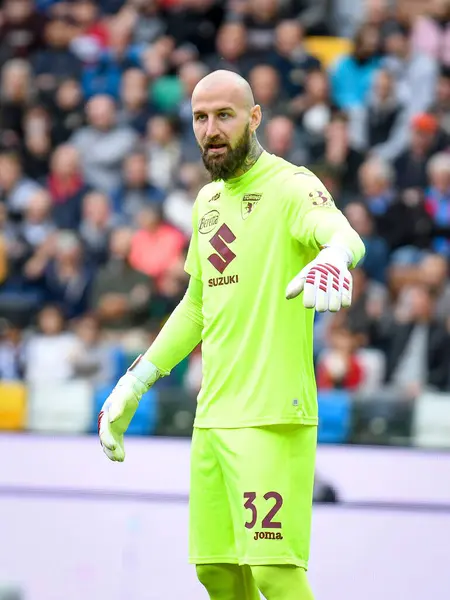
[317, 327, 364, 390]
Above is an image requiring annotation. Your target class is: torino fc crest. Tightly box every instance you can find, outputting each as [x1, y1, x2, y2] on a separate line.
[241, 193, 262, 220]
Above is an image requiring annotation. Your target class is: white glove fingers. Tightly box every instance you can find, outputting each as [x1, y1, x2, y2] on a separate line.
[286, 273, 305, 299]
[341, 273, 352, 308]
[99, 410, 117, 451]
[306, 265, 326, 310]
[326, 263, 342, 312]
[302, 269, 317, 308]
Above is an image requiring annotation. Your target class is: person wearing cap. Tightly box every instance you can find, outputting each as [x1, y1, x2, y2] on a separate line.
[394, 112, 444, 190]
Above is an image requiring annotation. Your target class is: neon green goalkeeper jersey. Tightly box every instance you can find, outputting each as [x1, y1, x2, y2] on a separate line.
[185, 151, 364, 428]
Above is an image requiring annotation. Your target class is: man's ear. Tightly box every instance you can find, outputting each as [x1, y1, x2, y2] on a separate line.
[250, 105, 262, 133]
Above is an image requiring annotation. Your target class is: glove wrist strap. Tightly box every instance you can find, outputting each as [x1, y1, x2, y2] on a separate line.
[128, 355, 161, 389]
[321, 244, 353, 267]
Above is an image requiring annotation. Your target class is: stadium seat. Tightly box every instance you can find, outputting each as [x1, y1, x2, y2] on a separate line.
[92, 384, 157, 435]
[0, 382, 27, 431]
[317, 390, 351, 444]
[304, 36, 353, 68]
[155, 387, 196, 437]
[27, 380, 93, 434]
[351, 389, 413, 446]
[412, 391, 450, 449]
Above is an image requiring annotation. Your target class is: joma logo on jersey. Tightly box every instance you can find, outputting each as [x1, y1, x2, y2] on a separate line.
[253, 531, 284, 540]
[199, 210, 220, 234]
[209, 192, 221, 203]
[208, 274, 239, 287]
[242, 193, 262, 220]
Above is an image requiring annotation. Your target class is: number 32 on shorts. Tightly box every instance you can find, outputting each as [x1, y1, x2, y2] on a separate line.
[243, 491, 284, 540]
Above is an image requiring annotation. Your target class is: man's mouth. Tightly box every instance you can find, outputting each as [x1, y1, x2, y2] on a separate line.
[206, 143, 228, 154]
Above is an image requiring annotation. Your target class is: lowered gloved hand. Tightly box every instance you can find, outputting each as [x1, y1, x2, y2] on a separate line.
[286, 246, 353, 312]
[98, 355, 161, 462]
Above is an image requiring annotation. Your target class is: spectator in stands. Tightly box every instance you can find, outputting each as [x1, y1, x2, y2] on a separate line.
[145, 116, 182, 191]
[420, 253, 450, 323]
[51, 78, 85, 146]
[382, 22, 439, 117]
[129, 204, 186, 287]
[207, 22, 255, 77]
[123, 0, 165, 47]
[383, 284, 450, 394]
[330, 23, 381, 111]
[113, 152, 165, 223]
[117, 68, 153, 134]
[79, 191, 116, 266]
[411, 0, 450, 67]
[92, 227, 153, 330]
[69, 313, 117, 386]
[424, 152, 450, 257]
[164, 162, 209, 236]
[233, 0, 279, 52]
[431, 67, 450, 136]
[177, 61, 209, 158]
[25, 304, 78, 382]
[0, 152, 42, 220]
[264, 115, 308, 165]
[0, 58, 34, 142]
[249, 64, 287, 124]
[81, 17, 140, 99]
[19, 189, 55, 253]
[353, 69, 407, 161]
[268, 20, 321, 99]
[0, 0, 46, 66]
[394, 113, 444, 190]
[31, 18, 83, 97]
[152, 250, 189, 320]
[24, 230, 92, 318]
[69, 0, 110, 65]
[313, 112, 364, 204]
[332, 0, 397, 40]
[140, 35, 175, 84]
[0, 201, 29, 291]
[164, 0, 225, 57]
[291, 69, 335, 161]
[0, 318, 25, 380]
[47, 144, 87, 230]
[70, 94, 138, 193]
[316, 327, 365, 391]
[344, 202, 389, 283]
[359, 158, 433, 252]
[21, 105, 52, 181]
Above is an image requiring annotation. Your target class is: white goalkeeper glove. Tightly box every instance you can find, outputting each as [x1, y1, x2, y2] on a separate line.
[286, 246, 353, 312]
[98, 355, 161, 462]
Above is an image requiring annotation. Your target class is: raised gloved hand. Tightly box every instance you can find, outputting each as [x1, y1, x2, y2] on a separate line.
[98, 355, 161, 462]
[286, 246, 353, 312]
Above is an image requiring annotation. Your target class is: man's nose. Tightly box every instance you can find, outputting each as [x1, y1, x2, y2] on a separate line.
[205, 117, 220, 138]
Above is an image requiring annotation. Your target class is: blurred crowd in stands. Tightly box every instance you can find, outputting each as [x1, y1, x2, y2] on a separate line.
[1, 0, 450, 428]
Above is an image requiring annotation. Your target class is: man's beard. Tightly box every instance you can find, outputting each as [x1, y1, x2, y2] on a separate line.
[200, 125, 251, 181]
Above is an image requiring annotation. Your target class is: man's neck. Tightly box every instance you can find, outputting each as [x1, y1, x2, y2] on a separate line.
[230, 135, 264, 179]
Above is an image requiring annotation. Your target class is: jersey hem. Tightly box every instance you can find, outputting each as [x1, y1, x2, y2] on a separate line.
[189, 556, 238, 564]
[189, 557, 308, 570]
[193, 416, 318, 428]
[239, 557, 308, 570]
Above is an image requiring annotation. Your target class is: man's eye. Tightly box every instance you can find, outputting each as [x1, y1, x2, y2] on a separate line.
[219, 113, 230, 119]
[196, 115, 207, 122]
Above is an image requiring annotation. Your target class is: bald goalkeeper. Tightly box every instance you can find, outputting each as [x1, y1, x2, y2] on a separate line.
[98, 70, 365, 599]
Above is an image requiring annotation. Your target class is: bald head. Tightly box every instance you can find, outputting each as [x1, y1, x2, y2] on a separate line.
[192, 70, 255, 110]
[191, 69, 262, 181]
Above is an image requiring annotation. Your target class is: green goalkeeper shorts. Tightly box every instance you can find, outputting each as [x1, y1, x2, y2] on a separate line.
[188, 424, 317, 569]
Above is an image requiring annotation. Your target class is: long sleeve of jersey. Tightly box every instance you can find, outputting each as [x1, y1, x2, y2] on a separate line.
[144, 276, 203, 374]
[284, 169, 365, 268]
